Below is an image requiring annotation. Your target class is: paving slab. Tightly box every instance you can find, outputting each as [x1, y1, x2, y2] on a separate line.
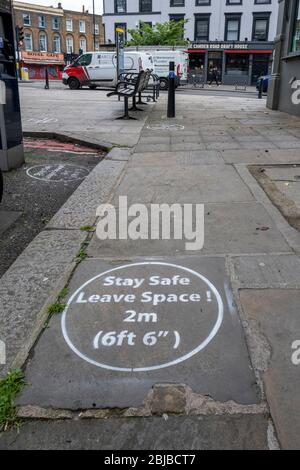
[129, 150, 222, 167]
[0, 414, 269, 450]
[0, 211, 22, 235]
[240, 289, 300, 450]
[222, 149, 300, 165]
[114, 165, 253, 204]
[105, 148, 132, 161]
[0, 229, 87, 376]
[87, 202, 290, 258]
[17, 257, 259, 409]
[231, 255, 300, 288]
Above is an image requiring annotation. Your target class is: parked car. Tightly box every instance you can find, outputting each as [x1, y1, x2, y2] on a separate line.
[62, 51, 154, 90]
[256, 75, 269, 93]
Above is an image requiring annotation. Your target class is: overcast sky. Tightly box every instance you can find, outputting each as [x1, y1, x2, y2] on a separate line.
[24, 0, 103, 14]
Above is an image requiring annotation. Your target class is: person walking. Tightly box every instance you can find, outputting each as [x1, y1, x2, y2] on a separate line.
[209, 66, 220, 87]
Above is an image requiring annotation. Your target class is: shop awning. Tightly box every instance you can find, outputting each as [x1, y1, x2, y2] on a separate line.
[224, 49, 273, 54]
[186, 49, 207, 54]
[22, 59, 65, 65]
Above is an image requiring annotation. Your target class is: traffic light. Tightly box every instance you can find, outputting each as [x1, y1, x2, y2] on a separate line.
[16, 26, 24, 46]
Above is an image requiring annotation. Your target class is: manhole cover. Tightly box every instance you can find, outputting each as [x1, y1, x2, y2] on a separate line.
[147, 123, 185, 131]
[26, 164, 89, 182]
[62, 261, 223, 372]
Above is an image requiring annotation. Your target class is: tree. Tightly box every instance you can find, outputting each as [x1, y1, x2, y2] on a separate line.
[127, 20, 188, 46]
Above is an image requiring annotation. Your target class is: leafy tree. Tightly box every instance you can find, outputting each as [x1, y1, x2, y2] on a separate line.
[127, 20, 188, 46]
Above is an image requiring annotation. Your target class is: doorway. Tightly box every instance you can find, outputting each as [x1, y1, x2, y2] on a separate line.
[208, 51, 223, 83]
[251, 54, 270, 85]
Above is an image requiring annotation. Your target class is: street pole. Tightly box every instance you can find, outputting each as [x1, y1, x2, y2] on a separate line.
[92, 0, 96, 50]
[167, 61, 176, 118]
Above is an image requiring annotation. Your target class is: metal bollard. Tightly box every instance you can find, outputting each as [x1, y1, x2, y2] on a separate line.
[167, 61, 176, 118]
[258, 77, 263, 99]
[45, 68, 49, 90]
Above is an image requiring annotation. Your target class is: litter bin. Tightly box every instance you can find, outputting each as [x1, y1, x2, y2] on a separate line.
[0, 0, 24, 172]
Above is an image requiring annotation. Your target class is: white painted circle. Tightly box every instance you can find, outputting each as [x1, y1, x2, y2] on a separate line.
[26, 164, 89, 182]
[62, 262, 224, 372]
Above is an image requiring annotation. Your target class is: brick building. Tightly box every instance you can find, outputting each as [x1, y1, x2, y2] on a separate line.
[13, 1, 105, 80]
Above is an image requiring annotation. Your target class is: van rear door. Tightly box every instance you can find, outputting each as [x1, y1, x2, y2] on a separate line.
[90, 53, 116, 85]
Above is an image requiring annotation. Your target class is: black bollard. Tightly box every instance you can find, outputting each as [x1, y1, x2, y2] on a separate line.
[167, 61, 176, 118]
[45, 68, 49, 90]
[258, 76, 263, 99]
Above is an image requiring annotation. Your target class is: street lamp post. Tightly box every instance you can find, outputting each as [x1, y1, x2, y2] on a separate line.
[92, 0, 96, 50]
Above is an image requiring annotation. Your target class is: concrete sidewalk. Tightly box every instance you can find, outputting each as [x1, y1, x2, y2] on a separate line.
[1, 91, 300, 449]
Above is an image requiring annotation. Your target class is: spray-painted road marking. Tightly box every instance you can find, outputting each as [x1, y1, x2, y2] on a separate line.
[26, 164, 89, 182]
[62, 261, 224, 372]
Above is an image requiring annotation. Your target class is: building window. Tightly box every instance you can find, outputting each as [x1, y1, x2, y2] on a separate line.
[95, 40, 100, 51]
[170, 0, 185, 5]
[66, 35, 74, 53]
[195, 15, 210, 41]
[79, 37, 87, 54]
[94, 24, 99, 35]
[53, 34, 61, 53]
[139, 0, 152, 13]
[23, 13, 31, 26]
[38, 15, 46, 28]
[225, 15, 241, 41]
[226, 0, 242, 4]
[66, 18, 73, 32]
[79, 20, 86, 33]
[225, 54, 249, 75]
[115, 0, 126, 13]
[52, 17, 60, 30]
[195, 0, 211, 5]
[254, 1, 271, 4]
[39, 33, 47, 52]
[252, 14, 270, 41]
[292, 0, 300, 52]
[24, 32, 32, 51]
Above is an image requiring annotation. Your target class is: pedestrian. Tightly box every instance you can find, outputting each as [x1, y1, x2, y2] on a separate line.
[209, 66, 220, 87]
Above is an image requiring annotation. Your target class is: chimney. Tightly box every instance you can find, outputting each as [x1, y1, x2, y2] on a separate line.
[58, 2, 62, 8]
[82, 5, 85, 13]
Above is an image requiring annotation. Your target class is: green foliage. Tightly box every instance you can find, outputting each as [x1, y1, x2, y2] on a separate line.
[0, 369, 25, 431]
[127, 20, 188, 46]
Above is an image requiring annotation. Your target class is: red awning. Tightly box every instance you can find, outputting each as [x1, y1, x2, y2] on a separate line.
[224, 49, 273, 54]
[186, 49, 207, 54]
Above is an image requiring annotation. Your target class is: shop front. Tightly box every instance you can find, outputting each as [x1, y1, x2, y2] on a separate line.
[20, 51, 65, 80]
[188, 42, 274, 86]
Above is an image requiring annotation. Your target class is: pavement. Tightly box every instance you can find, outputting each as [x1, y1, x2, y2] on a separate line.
[1, 86, 300, 450]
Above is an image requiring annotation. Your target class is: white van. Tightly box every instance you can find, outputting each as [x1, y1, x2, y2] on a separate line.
[151, 50, 188, 90]
[62, 51, 154, 90]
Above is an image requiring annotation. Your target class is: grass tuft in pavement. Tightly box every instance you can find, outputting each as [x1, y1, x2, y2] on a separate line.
[0, 369, 25, 431]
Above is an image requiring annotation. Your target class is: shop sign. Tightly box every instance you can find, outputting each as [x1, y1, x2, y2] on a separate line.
[21, 51, 64, 62]
[191, 42, 249, 50]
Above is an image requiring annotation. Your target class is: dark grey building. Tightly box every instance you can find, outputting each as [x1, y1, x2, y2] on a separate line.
[267, 0, 300, 116]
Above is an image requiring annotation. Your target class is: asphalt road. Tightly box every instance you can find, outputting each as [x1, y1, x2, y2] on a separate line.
[0, 139, 104, 277]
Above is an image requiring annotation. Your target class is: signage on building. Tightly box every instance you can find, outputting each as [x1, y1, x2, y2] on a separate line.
[21, 51, 65, 63]
[191, 42, 249, 50]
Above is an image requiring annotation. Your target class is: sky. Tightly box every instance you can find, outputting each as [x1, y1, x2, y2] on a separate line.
[23, 0, 103, 14]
